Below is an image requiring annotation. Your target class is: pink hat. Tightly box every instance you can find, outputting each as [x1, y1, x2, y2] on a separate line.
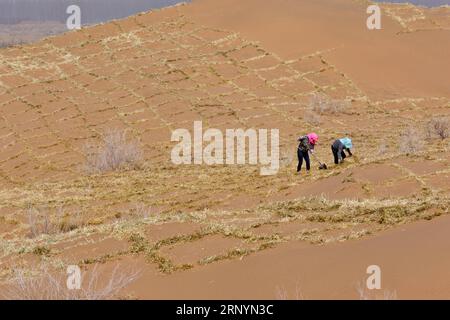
[307, 133, 319, 145]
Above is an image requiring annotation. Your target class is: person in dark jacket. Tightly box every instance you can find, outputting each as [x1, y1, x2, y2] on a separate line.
[331, 137, 353, 164]
[297, 133, 318, 172]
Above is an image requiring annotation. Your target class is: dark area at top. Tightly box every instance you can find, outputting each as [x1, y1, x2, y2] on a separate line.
[374, 0, 449, 6]
[0, 0, 188, 25]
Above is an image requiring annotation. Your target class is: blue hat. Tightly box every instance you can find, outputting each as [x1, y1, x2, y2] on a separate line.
[339, 137, 353, 149]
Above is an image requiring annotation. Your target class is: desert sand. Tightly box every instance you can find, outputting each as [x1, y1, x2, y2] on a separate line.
[0, 0, 449, 299]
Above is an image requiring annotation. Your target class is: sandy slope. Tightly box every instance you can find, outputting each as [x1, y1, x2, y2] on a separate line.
[0, 0, 449, 299]
[126, 214, 450, 299]
[182, 0, 450, 99]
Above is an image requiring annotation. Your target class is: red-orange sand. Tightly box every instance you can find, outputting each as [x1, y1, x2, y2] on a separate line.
[0, 0, 449, 299]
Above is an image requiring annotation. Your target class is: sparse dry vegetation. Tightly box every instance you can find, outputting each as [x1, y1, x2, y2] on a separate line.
[303, 110, 321, 125]
[275, 282, 397, 300]
[279, 148, 294, 168]
[83, 129, 143, 174]
[27, 206, 51, 238]
[0, 1, 449, 300]
[131, 204, 153, 220]
[308, 93, 348, 115]
[1, 264, 141, 300]
[357, 281, 398, 300]
[27, 206, 85, 238]
[399, 126, 423, 155]
[377, 143, 388, 156]
[275, 283, 304, 300]
[427, 117, 449, 140]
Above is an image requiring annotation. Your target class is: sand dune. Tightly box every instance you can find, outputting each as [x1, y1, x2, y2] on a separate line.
[125, 214, 450, 299]
[182, 0, 450, 99]
[0, 0, 449, 299]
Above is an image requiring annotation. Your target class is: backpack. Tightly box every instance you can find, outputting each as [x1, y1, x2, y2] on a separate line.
[298, 136, 311, 152]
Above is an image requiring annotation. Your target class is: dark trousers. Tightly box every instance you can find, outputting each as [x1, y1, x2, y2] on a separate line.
[297, 149, 310, 172]
[331, 146, 346, 164]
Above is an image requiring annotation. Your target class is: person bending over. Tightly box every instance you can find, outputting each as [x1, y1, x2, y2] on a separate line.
[331, 137, 353, 164]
